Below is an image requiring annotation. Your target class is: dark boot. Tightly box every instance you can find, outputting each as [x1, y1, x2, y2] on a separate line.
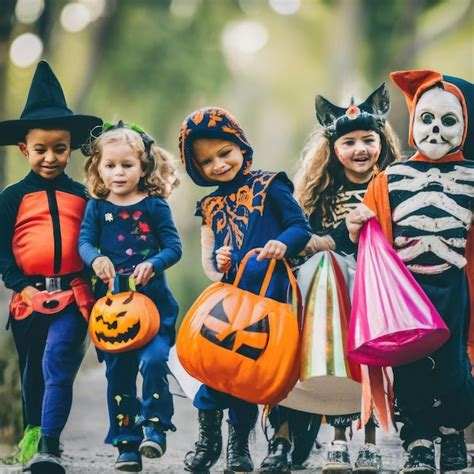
[259, 437, 291, 472]
[401, 439, 436, 473]
[440, 431, 468, 472]
[27, 435, 65, 474]
[226, 422, 255, 472]
[184, 409, 223, 472]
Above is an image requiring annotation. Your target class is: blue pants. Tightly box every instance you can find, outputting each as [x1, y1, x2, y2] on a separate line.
[11, 305, 88, 438]
[103, 332, 174, 445]
[194, 385, 258, 426]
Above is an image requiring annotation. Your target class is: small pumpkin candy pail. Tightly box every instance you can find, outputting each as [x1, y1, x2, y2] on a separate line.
[177, 248, 301, 406]
[89, 276, 160, 353]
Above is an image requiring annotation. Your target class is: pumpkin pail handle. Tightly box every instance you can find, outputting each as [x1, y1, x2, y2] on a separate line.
[233, 249, 300, 303]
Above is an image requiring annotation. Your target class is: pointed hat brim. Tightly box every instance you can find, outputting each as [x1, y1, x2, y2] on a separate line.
[0, 114, 102, 149]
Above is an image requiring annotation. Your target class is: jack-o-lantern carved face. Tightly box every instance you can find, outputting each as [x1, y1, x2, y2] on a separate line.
[89, 291, 160, 353]
[200, 299, 270, 360]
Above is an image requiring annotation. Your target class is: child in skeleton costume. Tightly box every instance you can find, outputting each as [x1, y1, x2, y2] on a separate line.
[346, 70, 474, 473]
[259, 84, 401, 472]
[179, 107, 311, 472]
[0, 61, 100, 473]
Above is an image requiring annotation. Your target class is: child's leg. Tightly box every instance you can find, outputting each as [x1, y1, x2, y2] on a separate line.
[261, 406, 317, 472]
[354, 417, 382, 472]
[103, 351, 142, 471]
[40, 306, 88, 439]
[138, 332, 174, 430]
[103, 351, 141, 447]
[11, 314, 47, 429]
[4, 315, 46, 464]
[364, 417, 376, 445]
[226, 401, 258, 472]
[137, 332, 174, 458]
[324, 415, 357, 471]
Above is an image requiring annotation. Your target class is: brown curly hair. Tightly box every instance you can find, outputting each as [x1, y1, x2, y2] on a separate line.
[85, 128, 179, 199]
[294, 122, 402, 220]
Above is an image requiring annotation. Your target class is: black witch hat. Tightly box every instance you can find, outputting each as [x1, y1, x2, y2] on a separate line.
[0, 60, 102, 149]
[315, 83, 390, 139]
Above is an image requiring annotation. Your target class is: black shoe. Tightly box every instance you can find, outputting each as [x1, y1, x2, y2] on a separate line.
[27, 436, 65, 474]
[259, 437, 291, 472]
[291, 414, 322, 467]
[184, 409, 223, 472]
[115, 442, 142, 472]
[226, 422, 254, 472]
[440, 431, 468, 472]
[401, 439, 436, 473]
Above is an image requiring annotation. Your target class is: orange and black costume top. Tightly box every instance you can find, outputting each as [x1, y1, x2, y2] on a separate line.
[0, 170, 87, 293]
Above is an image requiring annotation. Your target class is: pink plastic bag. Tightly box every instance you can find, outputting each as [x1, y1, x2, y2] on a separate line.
[348, 218, 450, 367]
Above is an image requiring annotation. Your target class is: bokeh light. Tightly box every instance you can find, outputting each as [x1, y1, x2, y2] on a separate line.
[10, 33, 44, 68]
[15, 0, 44, 24]
[60, 3, 92, 32]
[221, 20, 269, 56]
[269, 0, 300, 15]
[79, 0, 107, 21]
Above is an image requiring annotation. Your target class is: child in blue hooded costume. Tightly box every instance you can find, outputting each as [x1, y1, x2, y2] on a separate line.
[179, 107, 311, 472]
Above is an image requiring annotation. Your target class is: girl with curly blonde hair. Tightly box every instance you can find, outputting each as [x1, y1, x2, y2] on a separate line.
[260, 84, 402, 473]
[79, 121, 182, 472]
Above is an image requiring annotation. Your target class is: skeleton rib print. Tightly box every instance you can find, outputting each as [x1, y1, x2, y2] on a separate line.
[388, 161, 474, 274]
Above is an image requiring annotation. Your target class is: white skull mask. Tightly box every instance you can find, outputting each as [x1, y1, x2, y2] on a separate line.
[413, 88, 464, 160]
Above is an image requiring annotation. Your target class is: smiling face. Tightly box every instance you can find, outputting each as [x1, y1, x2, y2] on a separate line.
[192, 138, 244, 183]
[98, 141, 145, 203]
[413, 88, 464, 160]
[334, 129, 381, 183]
[19, 129, 71, 179]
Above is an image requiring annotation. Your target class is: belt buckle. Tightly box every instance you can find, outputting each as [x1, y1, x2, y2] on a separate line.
[45, 277, 61, 293]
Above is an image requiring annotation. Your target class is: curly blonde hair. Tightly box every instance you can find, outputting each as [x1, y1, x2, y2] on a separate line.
[294, 122, 402, 219]
[85, 127, 179, 199]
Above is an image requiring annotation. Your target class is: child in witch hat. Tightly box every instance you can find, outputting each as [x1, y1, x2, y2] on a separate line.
[0, 60, 101, 474]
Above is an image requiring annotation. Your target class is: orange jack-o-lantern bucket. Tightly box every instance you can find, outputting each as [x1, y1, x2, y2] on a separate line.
[89, 281, 160, 353]
[177, 248, 301, 406]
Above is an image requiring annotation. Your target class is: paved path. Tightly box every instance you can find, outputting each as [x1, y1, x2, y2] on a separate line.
[1, 346, 473, 473]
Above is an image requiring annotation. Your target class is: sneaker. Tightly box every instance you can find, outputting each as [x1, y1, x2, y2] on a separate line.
[259, 438, 291, 472]
[354, 443, 382, 472]
[115, 443, 142, 472]
[440, 431, 468, 472]
[27, 452, 65, 474]
[324, 440, 352, 472]
[27, 435, 65, 474]
[401, 439, 435, 473]
[139, 423, 166, 459]
[2, 425, 41, 465]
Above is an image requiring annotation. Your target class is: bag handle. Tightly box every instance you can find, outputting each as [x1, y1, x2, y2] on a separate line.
[233, 248, 299, 301]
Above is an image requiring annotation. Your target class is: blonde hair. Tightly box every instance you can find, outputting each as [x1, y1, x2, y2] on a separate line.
[294, 122, 401, 219]
[85, 127, 179, 199]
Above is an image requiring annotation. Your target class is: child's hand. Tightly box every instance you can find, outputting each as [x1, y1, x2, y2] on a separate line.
[300, 234, 335, 256]
[21, 286, 40, 306]
[346, 204, 375, 243]
[132, 262, 154, 287]
[92, 256, 116, 291]
[215, 246, 232, 273]
[257, 240, 288, 261]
